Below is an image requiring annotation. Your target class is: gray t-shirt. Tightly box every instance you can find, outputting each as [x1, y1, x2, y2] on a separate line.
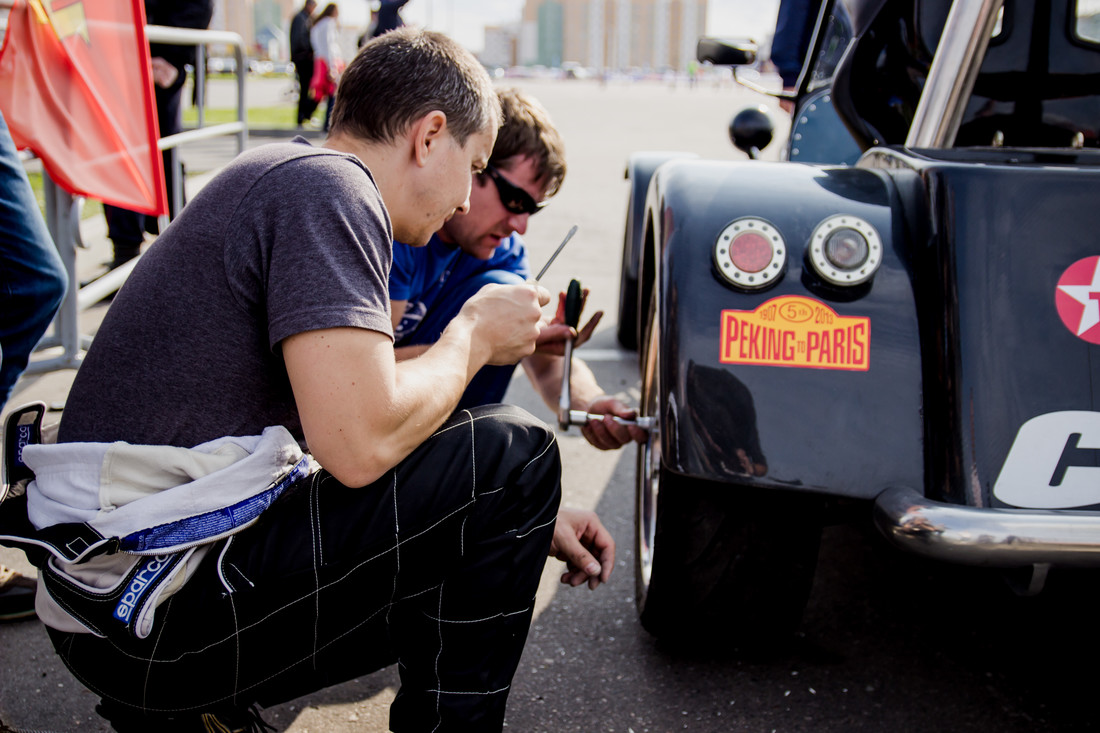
[59, 138, 393, 448]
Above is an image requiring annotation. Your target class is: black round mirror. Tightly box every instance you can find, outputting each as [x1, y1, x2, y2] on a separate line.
[729, 106, 774, 159]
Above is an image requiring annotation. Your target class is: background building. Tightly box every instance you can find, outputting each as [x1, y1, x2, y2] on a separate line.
[483, 23, 520, 68]
[203, 0, 711, 72]
[210, 0, 289, 58]
[520, 0, 708, 72]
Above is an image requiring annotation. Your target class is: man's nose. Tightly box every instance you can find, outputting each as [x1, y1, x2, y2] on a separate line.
[507, 211, 530, 235]
[455, 192, 471, 216]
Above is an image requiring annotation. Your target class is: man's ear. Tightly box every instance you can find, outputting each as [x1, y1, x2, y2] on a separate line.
[410, 110, 448, 167]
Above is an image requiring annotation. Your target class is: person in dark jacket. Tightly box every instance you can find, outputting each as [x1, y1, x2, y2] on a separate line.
[771, 0, 823, 111]
[371, 0, 411, 38]
[100, 0, 213, 271]
[290, 0, 319, 127]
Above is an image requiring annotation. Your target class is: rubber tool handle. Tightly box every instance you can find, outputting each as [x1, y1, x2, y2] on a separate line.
[564, 279, 582, 329]
[558, 279, 582, 430]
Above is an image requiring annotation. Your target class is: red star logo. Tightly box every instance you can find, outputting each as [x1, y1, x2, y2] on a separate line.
[1056, 256, 1100, 344]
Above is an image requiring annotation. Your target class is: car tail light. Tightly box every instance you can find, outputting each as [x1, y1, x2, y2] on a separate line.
[714, 218, 786, 290]
[808, 215, 882, 286]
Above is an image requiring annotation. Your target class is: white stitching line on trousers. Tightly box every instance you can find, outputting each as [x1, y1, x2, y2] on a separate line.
[229, 591, 242, 705]
[427, 685, 511, 696]
[519, 437, 557, 475]
[141, 588, 172, 709]
[387, 470, 399, 627]
[513, 514, 556, 540]
[310, 475, 322, 672]
[424, 603, 533, 624]
[431, 583, 444, 733]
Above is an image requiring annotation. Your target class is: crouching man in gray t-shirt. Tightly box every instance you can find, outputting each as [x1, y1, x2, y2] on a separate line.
[29, 28, 613, 733]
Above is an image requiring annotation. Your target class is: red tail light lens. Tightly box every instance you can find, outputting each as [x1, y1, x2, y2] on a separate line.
[714, 218, 786, 290]
[729, 231, 772, 272]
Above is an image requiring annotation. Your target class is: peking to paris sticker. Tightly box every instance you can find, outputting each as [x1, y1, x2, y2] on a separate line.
[719, 295, 870, 371]
[1056, 256, 1100, 344]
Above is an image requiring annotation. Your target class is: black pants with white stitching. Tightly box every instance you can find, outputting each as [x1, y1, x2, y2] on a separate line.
[47, 405, 562, 732]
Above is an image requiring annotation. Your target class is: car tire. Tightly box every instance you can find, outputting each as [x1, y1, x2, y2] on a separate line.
[618, 152, 697, 352]
[617, 203, 640, 350]
[634, 305, 822, 650]
[616, 263, 639, 350]
[637, 470, 822, 650]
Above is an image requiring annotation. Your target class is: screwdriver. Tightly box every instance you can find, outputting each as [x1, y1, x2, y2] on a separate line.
[555, 279, 653, 432]
[534, 225, 578, 282]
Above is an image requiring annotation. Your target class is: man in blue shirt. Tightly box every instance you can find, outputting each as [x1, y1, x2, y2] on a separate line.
[390, 88, 645, 450]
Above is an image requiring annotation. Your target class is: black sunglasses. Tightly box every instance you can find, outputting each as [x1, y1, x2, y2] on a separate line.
[482, 164, 546, 217]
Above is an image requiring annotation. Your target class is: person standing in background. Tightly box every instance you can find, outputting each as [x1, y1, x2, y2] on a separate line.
[771, 0, 823, 112]
[99, 0, 213, 273]
[290, 0, 318, 128]
[371, 0, 411, 39]
[309, 2, 342, 133]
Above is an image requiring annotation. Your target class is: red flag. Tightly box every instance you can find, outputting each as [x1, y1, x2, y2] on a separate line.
[0, 0, 167, 216]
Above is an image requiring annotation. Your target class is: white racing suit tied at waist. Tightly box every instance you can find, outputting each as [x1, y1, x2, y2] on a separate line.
[21, 426, 314, 638]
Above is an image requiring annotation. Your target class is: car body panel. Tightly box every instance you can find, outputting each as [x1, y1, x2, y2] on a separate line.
[647, 159, 923, 499]
[864, 148, 1100, 511]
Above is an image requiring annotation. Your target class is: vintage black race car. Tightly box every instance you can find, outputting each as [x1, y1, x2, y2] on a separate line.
[619, 0, 1100, 647]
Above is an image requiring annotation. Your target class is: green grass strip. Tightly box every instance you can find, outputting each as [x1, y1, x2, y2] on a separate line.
[183, 105, 310, 129]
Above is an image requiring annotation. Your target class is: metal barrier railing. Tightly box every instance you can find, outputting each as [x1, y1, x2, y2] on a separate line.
[17, 25, 249, 375]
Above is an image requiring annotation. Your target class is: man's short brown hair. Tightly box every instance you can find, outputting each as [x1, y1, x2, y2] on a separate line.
[330, 28, 501, 147]
[491, 88, 567, 197]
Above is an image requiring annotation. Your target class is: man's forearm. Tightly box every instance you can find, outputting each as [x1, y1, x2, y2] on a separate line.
[387, 316, 491, 444]
[293, 284, 544, 485]
[284, 322, 491, 488]
[524, 352, 645, 450]
[523, 352, 605, 412]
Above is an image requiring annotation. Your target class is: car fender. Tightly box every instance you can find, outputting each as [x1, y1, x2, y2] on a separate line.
[618, 152, 698, 350]
[624, 152, 699, 283]
[644, 158, 924, 499]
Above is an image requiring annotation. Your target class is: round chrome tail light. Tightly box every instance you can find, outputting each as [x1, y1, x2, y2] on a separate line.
[808, 215, 882, 286]
[714, 218, 786, 290]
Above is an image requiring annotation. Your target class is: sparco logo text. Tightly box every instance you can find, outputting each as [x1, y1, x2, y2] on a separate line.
[114, 555, 172, 623]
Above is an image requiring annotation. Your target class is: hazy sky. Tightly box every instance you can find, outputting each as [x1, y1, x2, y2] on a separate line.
[335, 0, 781, 53]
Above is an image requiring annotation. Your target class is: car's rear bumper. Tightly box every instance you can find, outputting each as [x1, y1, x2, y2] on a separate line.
[872, 486, 1100, 567]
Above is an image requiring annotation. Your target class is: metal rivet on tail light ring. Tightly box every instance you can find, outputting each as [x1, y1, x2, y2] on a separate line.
[714, 218, 786, 290]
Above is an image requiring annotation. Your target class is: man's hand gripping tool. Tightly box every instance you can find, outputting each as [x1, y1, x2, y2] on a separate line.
[556, 279, 653, 432]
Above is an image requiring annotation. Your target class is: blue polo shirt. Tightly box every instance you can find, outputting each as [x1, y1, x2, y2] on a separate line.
[389, 233, 529, 344]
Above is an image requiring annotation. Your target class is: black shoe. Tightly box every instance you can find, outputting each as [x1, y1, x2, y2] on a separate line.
[108, 248, 140, 271]
[0, 564, 37, 622]
[96, 700, 275, 733]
